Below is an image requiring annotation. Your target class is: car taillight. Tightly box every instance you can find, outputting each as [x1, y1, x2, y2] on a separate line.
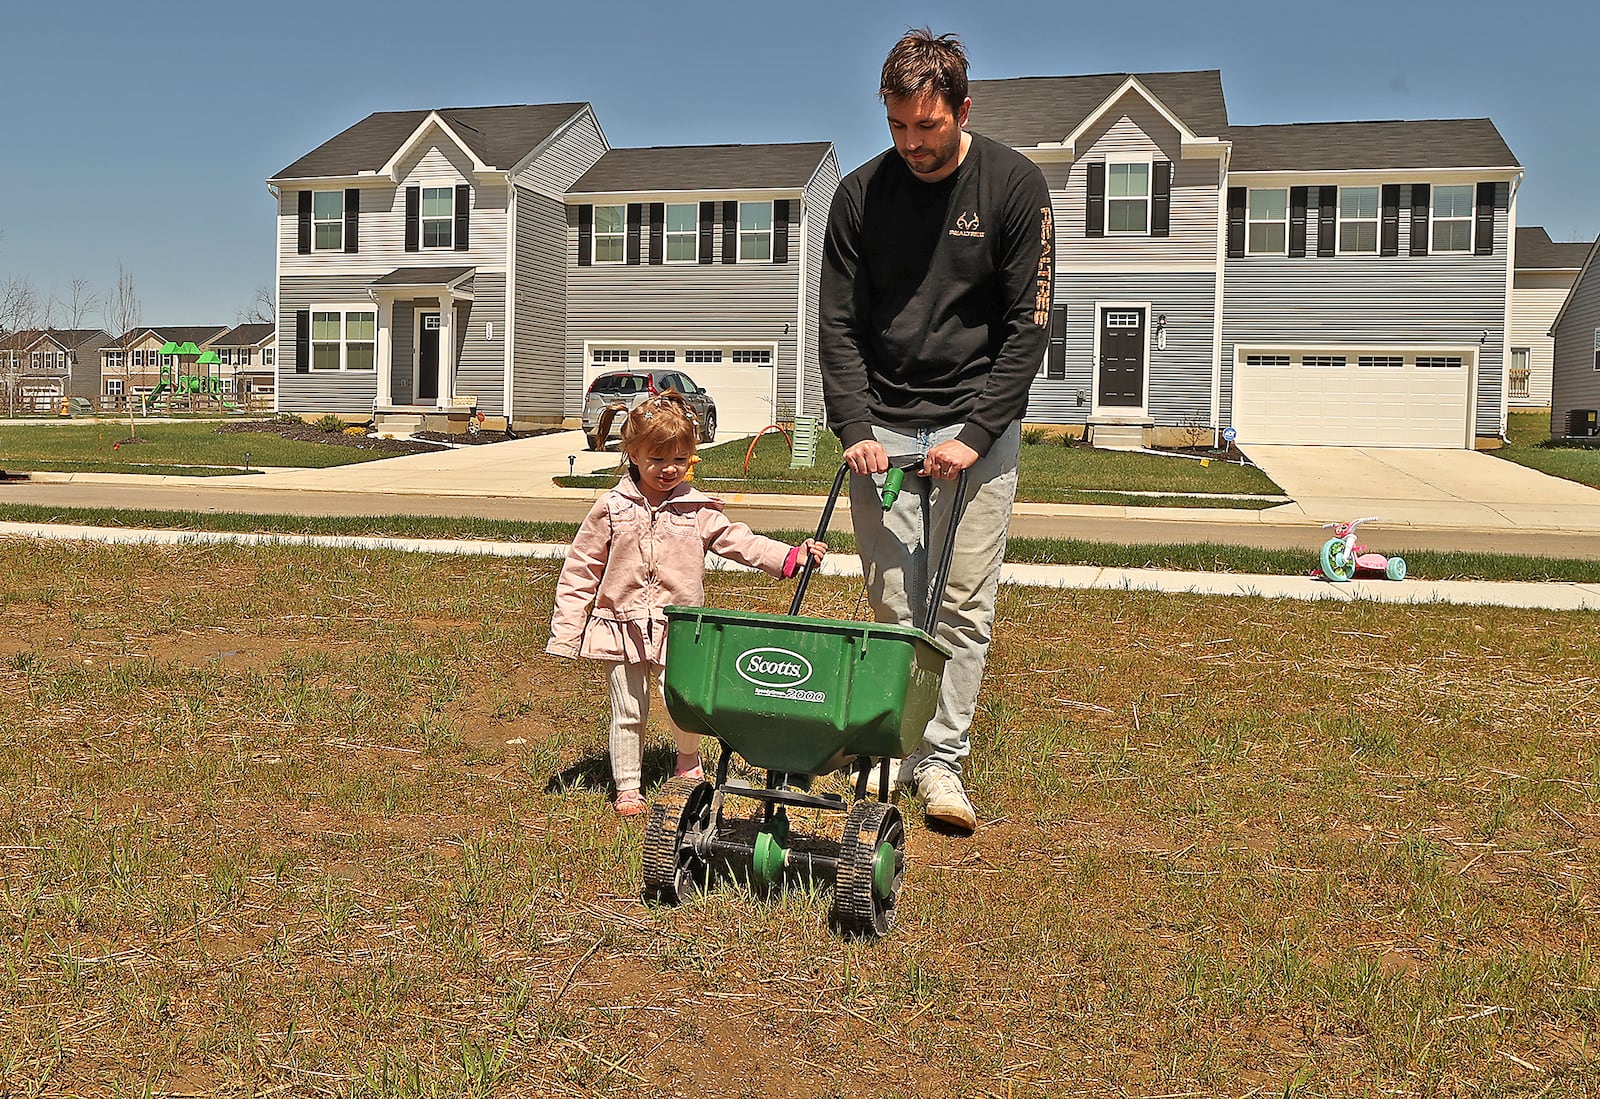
[646, 376, 657, 394]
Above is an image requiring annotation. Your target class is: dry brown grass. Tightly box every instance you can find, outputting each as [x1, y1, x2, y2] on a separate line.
[0, 538, 1596, 1097]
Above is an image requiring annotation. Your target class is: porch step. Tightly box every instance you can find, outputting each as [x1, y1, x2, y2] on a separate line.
[1088, 422, 1147, 452]
[374, 413, 425, 437]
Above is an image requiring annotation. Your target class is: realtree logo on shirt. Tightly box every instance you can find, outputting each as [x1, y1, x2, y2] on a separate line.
[1033, 205, 1055, 328]
[949, 210, 984, 238]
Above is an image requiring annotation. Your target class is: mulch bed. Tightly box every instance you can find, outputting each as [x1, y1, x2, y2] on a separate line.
[215, 420, 446, 456]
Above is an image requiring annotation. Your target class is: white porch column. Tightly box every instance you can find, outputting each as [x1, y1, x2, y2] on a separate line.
[437, 292, 454, 409]
[375, 296, 393, 409]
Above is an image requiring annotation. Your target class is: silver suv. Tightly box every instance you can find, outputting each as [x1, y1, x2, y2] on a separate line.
[583, 369, 718, 451]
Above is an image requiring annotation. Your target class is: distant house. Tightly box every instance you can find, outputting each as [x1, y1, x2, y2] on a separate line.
[973, 71, 1523, 448]
[0, 328, 113, 411]
[1548, 237, 1600, 440]
[564, 142, 839, 434]
[100, 326, 228, 407]
[209, 322, 277, 408]
[1510, 227, 1593, 409]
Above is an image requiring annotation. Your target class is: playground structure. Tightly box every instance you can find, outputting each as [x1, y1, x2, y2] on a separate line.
[139, 343, 243, 414]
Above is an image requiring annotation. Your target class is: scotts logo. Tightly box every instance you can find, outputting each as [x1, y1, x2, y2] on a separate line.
[949, 210, 984, 238]
[736, 647, 812, 689]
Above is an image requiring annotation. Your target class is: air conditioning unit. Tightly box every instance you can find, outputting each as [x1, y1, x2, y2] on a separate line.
[1568, 409, 1599, 438]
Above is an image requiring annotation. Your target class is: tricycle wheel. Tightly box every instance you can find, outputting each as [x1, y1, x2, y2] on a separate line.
[1386, 556, 1407, 581]
[829, 801, 905, 939]
[642, 776, 714, 906]
[1320, 537, 1356, 582]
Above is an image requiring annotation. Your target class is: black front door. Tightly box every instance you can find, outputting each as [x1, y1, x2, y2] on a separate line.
[418, 312, 440, 401]
[1098, 308, 1145, 407]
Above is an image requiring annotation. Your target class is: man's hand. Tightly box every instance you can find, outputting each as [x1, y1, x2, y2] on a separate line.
[842, 439, 890, 475]
[921, 439, 979, 480]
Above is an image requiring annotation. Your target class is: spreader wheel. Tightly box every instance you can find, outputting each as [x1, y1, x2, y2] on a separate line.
[829, 801, 905, 939]
[642, 776, 714, 906]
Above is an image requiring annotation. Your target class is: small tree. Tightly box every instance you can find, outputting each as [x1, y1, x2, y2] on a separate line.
[102, 263, 141, 439]
[237, 283, 276, 325]
[0, 276, 40, 417]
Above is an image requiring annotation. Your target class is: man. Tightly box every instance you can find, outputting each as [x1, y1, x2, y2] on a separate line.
[819, 28, 1053, 833]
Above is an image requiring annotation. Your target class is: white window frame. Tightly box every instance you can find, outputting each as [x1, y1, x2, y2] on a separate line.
[665, 202, 698, 264]
[105, 350, 124, 370]
[738, 201, 773, 262]
[1246, 189, 1289, 256]
[309, 305, 378, 372]
[1337, 186, 1380, 255]
[263, 347, 275, 367]
[106, 378, 124, 396]
[1430, 185, 1474, 254]
[593, 204, 625, 265]
[1592, 328, 1599, 371]
[1105, 158, 1152, 235]
[1509, 347, 1530, 399]
[420, 186, 455, 250]
[312, 189, 344, 251]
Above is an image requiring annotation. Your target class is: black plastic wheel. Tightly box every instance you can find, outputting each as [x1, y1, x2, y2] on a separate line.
[641, 776, 714, 906]
[829, 801, 905, 939]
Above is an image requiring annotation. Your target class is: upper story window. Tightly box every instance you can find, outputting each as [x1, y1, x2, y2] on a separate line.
[1431, 185, 1474, 253]
[593, 205, 625, 264]
[263, 347, 275, 367]
[739, 201, 772, 262]
[1247, 189, 1288, 255]
[666, 203, 698, 263]
[1338, 187, 1379, 254]
[313, 190, 344, 250]
[311, 308, 377, 371]
[421, 187, 455, 249]
[1107, 162, 1150, 234]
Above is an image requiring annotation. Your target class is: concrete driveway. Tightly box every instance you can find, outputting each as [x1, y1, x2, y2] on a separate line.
[1242, 445, 1600, 533]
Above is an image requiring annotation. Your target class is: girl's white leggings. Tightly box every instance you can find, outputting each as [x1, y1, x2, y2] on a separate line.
[607, 660, 699, 793]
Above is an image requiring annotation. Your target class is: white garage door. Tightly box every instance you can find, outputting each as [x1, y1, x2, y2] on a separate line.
[584, 347, 778, 437]
[1231, 349, 1473, 448]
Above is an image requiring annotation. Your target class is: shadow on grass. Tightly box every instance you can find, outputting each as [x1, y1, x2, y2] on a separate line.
[544, 744, 681, 797]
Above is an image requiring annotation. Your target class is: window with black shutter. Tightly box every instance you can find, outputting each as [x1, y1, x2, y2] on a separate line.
[1226, 187, 1245, 258]
[577, 204, 593, 266]
[1046, 305, 1066, 380]
[404, 187, 420, 252]
[454, 184, 470, 252]
[699, 201, 715, 263]
[721, 201, 737, 265]
[294, 309, 309, 374]
[297, 191, 312, 254]
[1316, 186, 1336, 257]
[1151, 161, 1171, 237]
[648, 203, 664, 264]
[1380, 184, 1400, 256]
[1086, 162, 1106, 237]
[1475, 182, 1496, 256]
[1289, 186, 1308, 258]
[626, 203, 642, 265]
[1410, 183, 1430, 257]
[772, 199, 790, 263]
[344, 188, 359, 254]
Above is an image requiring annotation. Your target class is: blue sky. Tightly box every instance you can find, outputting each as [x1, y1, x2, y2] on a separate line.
[1, 0, 1594, 327]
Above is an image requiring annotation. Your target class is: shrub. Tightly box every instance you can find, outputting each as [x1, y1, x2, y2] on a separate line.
[314, 414, 345, 433]
[1021, 427, 1049, 446]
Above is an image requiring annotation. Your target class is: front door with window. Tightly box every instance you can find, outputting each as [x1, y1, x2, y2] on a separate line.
[1098, 308, 1145, 407]
[417, 312, 441, 401]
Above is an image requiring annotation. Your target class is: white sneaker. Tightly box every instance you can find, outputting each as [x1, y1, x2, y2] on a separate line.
[917, 767, 977, 833]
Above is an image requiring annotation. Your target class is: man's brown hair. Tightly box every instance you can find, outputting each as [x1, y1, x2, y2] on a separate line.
[879, 27, 968, 112]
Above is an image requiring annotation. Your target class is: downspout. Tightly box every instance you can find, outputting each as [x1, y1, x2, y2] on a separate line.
[1210, 147, 1230, 450]
[267, 183, 282, 416]
[504, 172, 517, 428]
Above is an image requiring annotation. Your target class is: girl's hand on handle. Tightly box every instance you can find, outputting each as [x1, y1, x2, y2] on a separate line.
[802, 538, 827, 564]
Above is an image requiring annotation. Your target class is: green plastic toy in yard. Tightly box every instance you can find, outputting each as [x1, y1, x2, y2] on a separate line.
[647, 461, 962, 938]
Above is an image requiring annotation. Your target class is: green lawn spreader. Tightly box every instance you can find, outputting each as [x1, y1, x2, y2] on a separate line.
[643, 463, 963, 938]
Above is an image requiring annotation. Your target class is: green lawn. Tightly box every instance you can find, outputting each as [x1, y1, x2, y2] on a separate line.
[0, 421, 389, 473]
[1493, 409, 1600, 489]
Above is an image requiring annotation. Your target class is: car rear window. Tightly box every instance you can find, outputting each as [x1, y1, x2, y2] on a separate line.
[590, 374, 646, 395]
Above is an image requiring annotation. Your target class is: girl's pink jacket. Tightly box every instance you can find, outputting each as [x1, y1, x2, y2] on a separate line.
[546, 475, 797, 665]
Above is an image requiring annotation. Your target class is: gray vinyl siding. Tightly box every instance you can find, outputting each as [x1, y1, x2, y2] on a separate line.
[1221, 184, 1512, 437]
[1551, 260, 1600, 436]
[800, 152, 840, 423]
[453, 272, 506, 413]
[1028, 271, 1217, 425]
[278, 274, 380, 416]
[513, 108, 607, 422]
[563, 206, 805, 419]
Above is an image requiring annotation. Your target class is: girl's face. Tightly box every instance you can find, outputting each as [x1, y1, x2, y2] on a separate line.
[635, 446, 694, 500]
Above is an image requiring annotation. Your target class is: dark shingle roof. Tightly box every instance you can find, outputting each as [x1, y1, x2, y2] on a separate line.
[369, 267, 475, 288]
[213, 323, 276, 346]
[1516, 227, 1593, 271]
[968, 71, 1229, 148]
[568, 143, 833, 194]
[140, 326, 230, 347]
[1226, 119, 1519, 172]
[273, 103, 589, 181]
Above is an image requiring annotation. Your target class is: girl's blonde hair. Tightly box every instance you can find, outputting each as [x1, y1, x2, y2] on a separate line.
[620, 390, 698, 462]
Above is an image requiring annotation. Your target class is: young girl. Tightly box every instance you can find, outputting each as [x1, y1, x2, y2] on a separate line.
[546, 392, 826, 816]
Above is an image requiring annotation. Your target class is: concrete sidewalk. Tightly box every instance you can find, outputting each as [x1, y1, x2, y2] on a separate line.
[4, 520, 1597, 612]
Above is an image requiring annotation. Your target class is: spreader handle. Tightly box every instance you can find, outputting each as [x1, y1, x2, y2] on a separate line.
[788, 463, 850, 616]
[921, 468, 970, 637]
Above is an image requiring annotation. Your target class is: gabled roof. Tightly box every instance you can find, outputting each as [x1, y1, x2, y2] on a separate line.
[968, 71, 1228, 149]
[212, 323, 276, 347]
[112, 325, 230, 347]
[568, 142, 834, 195]
[1548, 236, 1600, 336]
[0, 328, 109, 352]
[1226, 119, 1519, 172]
[1516, 227, 1594, 272]
[272, 103, 590, 181]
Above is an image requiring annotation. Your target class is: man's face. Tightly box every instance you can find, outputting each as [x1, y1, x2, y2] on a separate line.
[885, 91, 970, 182]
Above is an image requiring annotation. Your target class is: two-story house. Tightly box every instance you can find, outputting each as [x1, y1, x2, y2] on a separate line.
[972, 71, 1522, 449]
[1548, 237, 1600, 440]
[564, 142, 839, 435]
[0, 328, 113, 411]
[209, 323, 278, 408]
[1510, 227, 1593, 409]
[100, 326, 229, 407]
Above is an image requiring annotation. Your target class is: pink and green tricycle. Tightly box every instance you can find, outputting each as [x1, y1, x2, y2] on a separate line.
[1318, 516, 1407, 582]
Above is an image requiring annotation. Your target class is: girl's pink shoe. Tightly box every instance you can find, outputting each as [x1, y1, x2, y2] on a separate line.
[614, 790, 647, 817]
[673, 754, 704, 781]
